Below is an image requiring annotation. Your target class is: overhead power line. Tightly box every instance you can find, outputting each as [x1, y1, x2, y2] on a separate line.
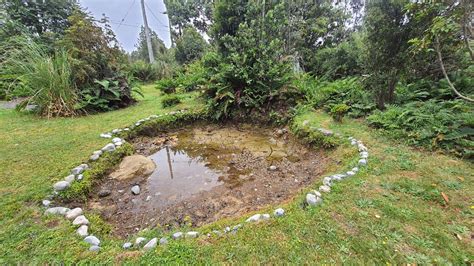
[116, 0, 137, 30]
[144, 2, 169, 28]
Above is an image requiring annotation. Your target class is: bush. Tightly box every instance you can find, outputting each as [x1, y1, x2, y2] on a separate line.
[1, 38, 78, 117]
[161, 95, 181, 108]
[127, 60, 174, 82]
[367, 99, 473, 158]
[330, 103, 350, 122]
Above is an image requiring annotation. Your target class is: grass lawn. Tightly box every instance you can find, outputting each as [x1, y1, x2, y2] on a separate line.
[0, 84, 472, 264]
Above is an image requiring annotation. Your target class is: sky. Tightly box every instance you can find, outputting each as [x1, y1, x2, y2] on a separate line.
[79, 0, 172, 52]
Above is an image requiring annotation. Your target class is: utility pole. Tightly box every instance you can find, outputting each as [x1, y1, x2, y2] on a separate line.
[140, 0, 155, 63]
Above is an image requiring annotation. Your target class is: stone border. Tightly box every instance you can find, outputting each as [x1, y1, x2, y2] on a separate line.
[41, 113, 369, 253]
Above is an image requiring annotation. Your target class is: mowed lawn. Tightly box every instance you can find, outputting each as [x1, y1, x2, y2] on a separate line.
[0, 85, 472, 264]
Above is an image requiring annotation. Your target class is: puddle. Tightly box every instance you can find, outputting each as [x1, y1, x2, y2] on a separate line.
[87, 124, 330, 237]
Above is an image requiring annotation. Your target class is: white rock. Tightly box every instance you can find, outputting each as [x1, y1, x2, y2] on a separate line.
[145, 196, 152, 202]
[64, 174, 75, 184]
[53, 181, 70, 191]
[115, 141, 123, 146]
[112, 129, 120, 134]
[79, 164, 89, 170]
[84, 235, 100, 246]
[135, 122, 141, 126]
[359, 159, 367, 165]
[306, 193, 322, 206]
[131, 185, 140, 195]
[76, 174, 83, 181]
[159, 237, 168, 245]
[93, 150, 103, 156]
[302, 120, 310, 126]
[246, 214, 262, 223]
[269, 165, 277, 171]
[71, 166, 84, 175]
[319, 185, 331, 193]
[186, 231, 199, 238]
[352, 167, 359, 172]
[135, 237, 147, 246]
[311, 190, 322, 198]
[346, 171, 356, 176]
[143, 238, 157, 251]
[42, 200, 51, 207]
[100, 133, 111, 138]
[112, 137, 122, 143]
[90, 154, 100, 161]
[44, 207, 70, 215]
[77, 225, 89, 237]
[101, 143, 116, 152]
[65, 208, 83, 220]
[73, 215, 89, 226]
[323, 176, 332, 186]
[262, 214, 270, 220]
[172, 232, 183, 239]
[123, 242, 132, 249]
[274, 208, 285, 217]
[351, 140, 357, 146]
[124, 128, 130, 131]
[89, 245, 100, 252]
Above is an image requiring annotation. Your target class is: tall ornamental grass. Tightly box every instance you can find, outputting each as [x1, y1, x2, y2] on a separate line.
[1, 38, 77, 117]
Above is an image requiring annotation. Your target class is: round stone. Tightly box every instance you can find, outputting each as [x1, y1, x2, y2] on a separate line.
[135, 237, 146, 246]
[64, 175, 75, 184]
[77, 225, 89, 237]
[246, 214, 262, 222]
[172, 232, 183, 239]
[84, 235, 100, 246]
[143, 238, 157, 251]
[112, 137, 122, 143]
[65, 207, 83, 220]
[72, 215, 89, 226]
[89, 245, 100, 252]
[274, 208, 285, 217]
[101, 143, 116, 152]
[123, 242, 132, 249]
[53, 181, 70, 191]
[100, 133, 112, 138]
[44, 207, 70, 216]
[359, 159, 367, 165]
[159, 237, 168, 245]
[186, 231, 199, 238]
[71, 166, 84, 175]
[261, 214, 270, 220]
[98, 190, 111, 198]
[90, 154, 100, 161]
[115, 141, 123, 146]
[269, 165, 277, 171]
[319, 185, 331, 193]
[42, 200, 51, 207]
[346, 171, 356, 176]
[76, 174, 84, 181]
[131, 185, 140, 195]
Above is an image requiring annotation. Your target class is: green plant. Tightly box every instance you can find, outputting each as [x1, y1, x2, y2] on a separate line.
[1, 37, 77, 117]
[330, 103, 350, 122]
[161, 94, 182, 108]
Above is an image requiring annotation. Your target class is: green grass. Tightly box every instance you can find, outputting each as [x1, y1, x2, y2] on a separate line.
[0, 87, 472, 264]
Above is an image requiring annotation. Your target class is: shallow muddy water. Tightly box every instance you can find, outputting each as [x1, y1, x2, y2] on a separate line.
[87, 124, 330, 237]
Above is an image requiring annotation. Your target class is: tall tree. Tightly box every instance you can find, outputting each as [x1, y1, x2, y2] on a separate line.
[131, 26, 168, 63]
[174, 26, 208, 64]
[164, 0, 212, 43]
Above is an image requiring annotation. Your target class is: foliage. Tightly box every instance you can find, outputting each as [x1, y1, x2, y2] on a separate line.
[367, 99, 473, 158]
[164, 0, 213, 42]
[127, 60, 174, 82]
[129, 26, 171, 64]
[0, 37, 77, 117]
[174, 27, 208, 65]
[77, 77, 141, 112]
[161, 94, 182, 108]
[156, 58, 209, 93]
[330, 103, 350, 122]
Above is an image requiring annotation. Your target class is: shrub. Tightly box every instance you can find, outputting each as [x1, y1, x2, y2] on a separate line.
[127, 60, 174, 82]
[1, 37, 77, 117]
[330, 103, 350, 122]
[161, 95, 181, 108]
[367, 99, 473, 158]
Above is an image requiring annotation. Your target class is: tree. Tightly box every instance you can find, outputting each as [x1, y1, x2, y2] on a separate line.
[174, 27, 207, 64]
[363, 0, 411, 109]
[130, 26, 168, 63]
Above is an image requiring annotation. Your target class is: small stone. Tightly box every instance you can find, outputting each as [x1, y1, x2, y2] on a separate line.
[98, 190, 111, 198]
[93, 150, 103, 156]
[42, 200, 51, 207]
[319, 185, 331, 193]
[346, 171, 356, 176]
[101, 143, 116, 152]
[276, 129, 284, 136]
[84, 235, 100, 246]
[359, 159, 367, 165]
[79, 164, 89, 170]
[159, 237, 168, 245]
[112, 137, 122, 143]
[224, 227, 231, 233]
[143, 238, 157, 251]
[90, 154, 100, 161]
[306, 193, 321, 206]
[131, 185, 140, 195]
[53, 181, 70, 191]
[123, 242, 132, 249]
[351, 140, 357, 146]
[212, 230, 222, 236]
[65, 207, 83, 220]
[145, 195, 152, 201]
[186, 231, 199, 238]
[44, 207, 70, 216]
[89, 245, 100, 252]
[232, 224, 242, 231]
[311, 190, 322, 197]
[352, 167, 359, 172]
[124, 128, 130, 131]
[261, 214, 270, 220]
[172, 232, 183, 239]
[77, 225, 89, 237]
[274, 208, 285, 217]
[246, 214, 262, 223]
[76, 174, 83, 181]
[135, 237, 147, 246]
[112, 129, 120, 134]
[64, 174, 75, 184]
[269, 165, 277, 171]
[135, 122, 141, 126]
[323, 176, 332, 186]
[71, 166, 84, 175]
[115, 141, 123, 146]
[100, 133, 111, 138]
[73, 215, 89, 226]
